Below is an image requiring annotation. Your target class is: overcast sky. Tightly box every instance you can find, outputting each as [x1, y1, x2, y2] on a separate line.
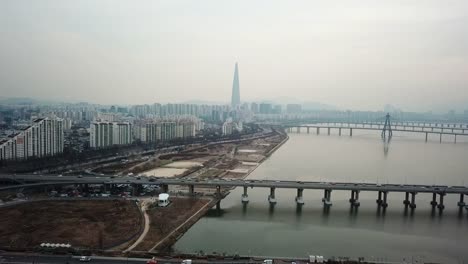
[1, 0, 468, 111]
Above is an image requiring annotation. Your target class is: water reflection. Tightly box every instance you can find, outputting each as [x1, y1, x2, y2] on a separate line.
[175, 132, 468, 263]
[382, 135, 391, 156]
[268, 203, 275, 219]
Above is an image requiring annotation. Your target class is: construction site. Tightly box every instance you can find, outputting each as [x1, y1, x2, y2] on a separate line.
[0, 128, 288, 256]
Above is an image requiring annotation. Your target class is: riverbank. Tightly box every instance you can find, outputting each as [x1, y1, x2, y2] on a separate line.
[127, 129, 288, 254]
[0, 200, 142, 250]
[0, 128, 290, 257]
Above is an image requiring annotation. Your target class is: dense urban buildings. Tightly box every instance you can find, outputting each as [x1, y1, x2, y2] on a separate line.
[135, 116, 204, 143]
[0, 118, 64, 161]
[286, 104, 302, 114]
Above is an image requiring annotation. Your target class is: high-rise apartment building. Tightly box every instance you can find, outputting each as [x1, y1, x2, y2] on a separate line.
[0, 118, 64, 161]
[137, 116, 203, 143]
[90, 122, 133, 148]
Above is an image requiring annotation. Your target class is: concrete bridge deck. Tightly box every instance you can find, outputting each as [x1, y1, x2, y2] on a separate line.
[290, 125, 468, 136]
[1, 174, 467, 193]
[316, 121, 468, 129]
[1, 174, 467, 212]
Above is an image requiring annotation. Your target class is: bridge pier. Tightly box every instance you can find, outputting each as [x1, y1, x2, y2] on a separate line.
[322, 189, 332, 206]
[307, 127, 310, 134]
[349, 190, 360, 207]
[268, 187, 276, 204]
[350, 128, 353, 137]
[242, 186, 249, 203]
[327, 127, 331, 135]
[454, 135, 457, 144]
[437, 193, 445, 211]
[430, 193, 438, 206]
[440, 133, 442, 143]
[425, 132, 428, 142]
[382, 191, 388, 208]
[410, 192, 417, 209]
[403, 192, 410, 206]
[458, 194, 465, 208]
[216, 185, 221, 198]
[295, 188, 304, 204]
[376, 191, 383, 205]
[189, 184, 195, 196]
[316, 127, 320, 135]
[339, 128, 342, 136]
[132, 184, 138, 196]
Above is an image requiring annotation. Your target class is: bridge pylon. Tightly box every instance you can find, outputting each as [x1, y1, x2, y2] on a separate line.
[381, 113, 393, 139]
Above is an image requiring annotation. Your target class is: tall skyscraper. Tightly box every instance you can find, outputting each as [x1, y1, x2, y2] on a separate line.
[231, 62, 240, 108]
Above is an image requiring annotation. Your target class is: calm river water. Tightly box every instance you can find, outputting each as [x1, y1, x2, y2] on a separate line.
[174, 129, 468, 263]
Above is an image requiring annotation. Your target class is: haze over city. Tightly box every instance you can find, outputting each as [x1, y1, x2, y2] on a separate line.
[1, 0, 468, 112]
[2, 1, 468, 263]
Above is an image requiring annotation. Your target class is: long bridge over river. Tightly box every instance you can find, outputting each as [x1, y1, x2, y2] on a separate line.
[1, 174, 467, 214]
[285, 122, 468, 143]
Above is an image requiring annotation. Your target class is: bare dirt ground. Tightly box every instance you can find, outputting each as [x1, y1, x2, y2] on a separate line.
[0, 200, 142, 250]
[134, 197, 212, 251]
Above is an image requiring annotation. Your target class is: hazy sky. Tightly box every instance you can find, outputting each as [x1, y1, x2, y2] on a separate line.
[1, 0, 468, 111]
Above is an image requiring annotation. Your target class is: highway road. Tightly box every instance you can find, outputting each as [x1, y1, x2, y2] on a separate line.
[0, 253, 145, 264]
[0, 253, 265, 264]
[1, 174, 468, 195]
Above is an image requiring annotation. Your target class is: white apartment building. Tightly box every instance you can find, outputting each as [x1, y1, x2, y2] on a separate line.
[90, 122, 133, 148]
[0, 118, 64, 161]
[136, 116, 203, 143]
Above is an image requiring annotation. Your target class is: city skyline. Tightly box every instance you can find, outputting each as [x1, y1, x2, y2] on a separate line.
[1, 1, 468, 112]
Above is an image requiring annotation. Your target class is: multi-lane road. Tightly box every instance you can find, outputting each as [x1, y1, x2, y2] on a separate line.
[0, 253, 265, 264]
[1, 174, 468, 194]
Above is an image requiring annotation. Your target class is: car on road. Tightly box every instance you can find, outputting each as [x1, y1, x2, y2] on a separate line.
[147, 257, 158, 264]
[79, 256, 92, 262]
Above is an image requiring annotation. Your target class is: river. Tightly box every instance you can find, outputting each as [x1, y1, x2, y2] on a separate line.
[174, 129, 468, 263]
